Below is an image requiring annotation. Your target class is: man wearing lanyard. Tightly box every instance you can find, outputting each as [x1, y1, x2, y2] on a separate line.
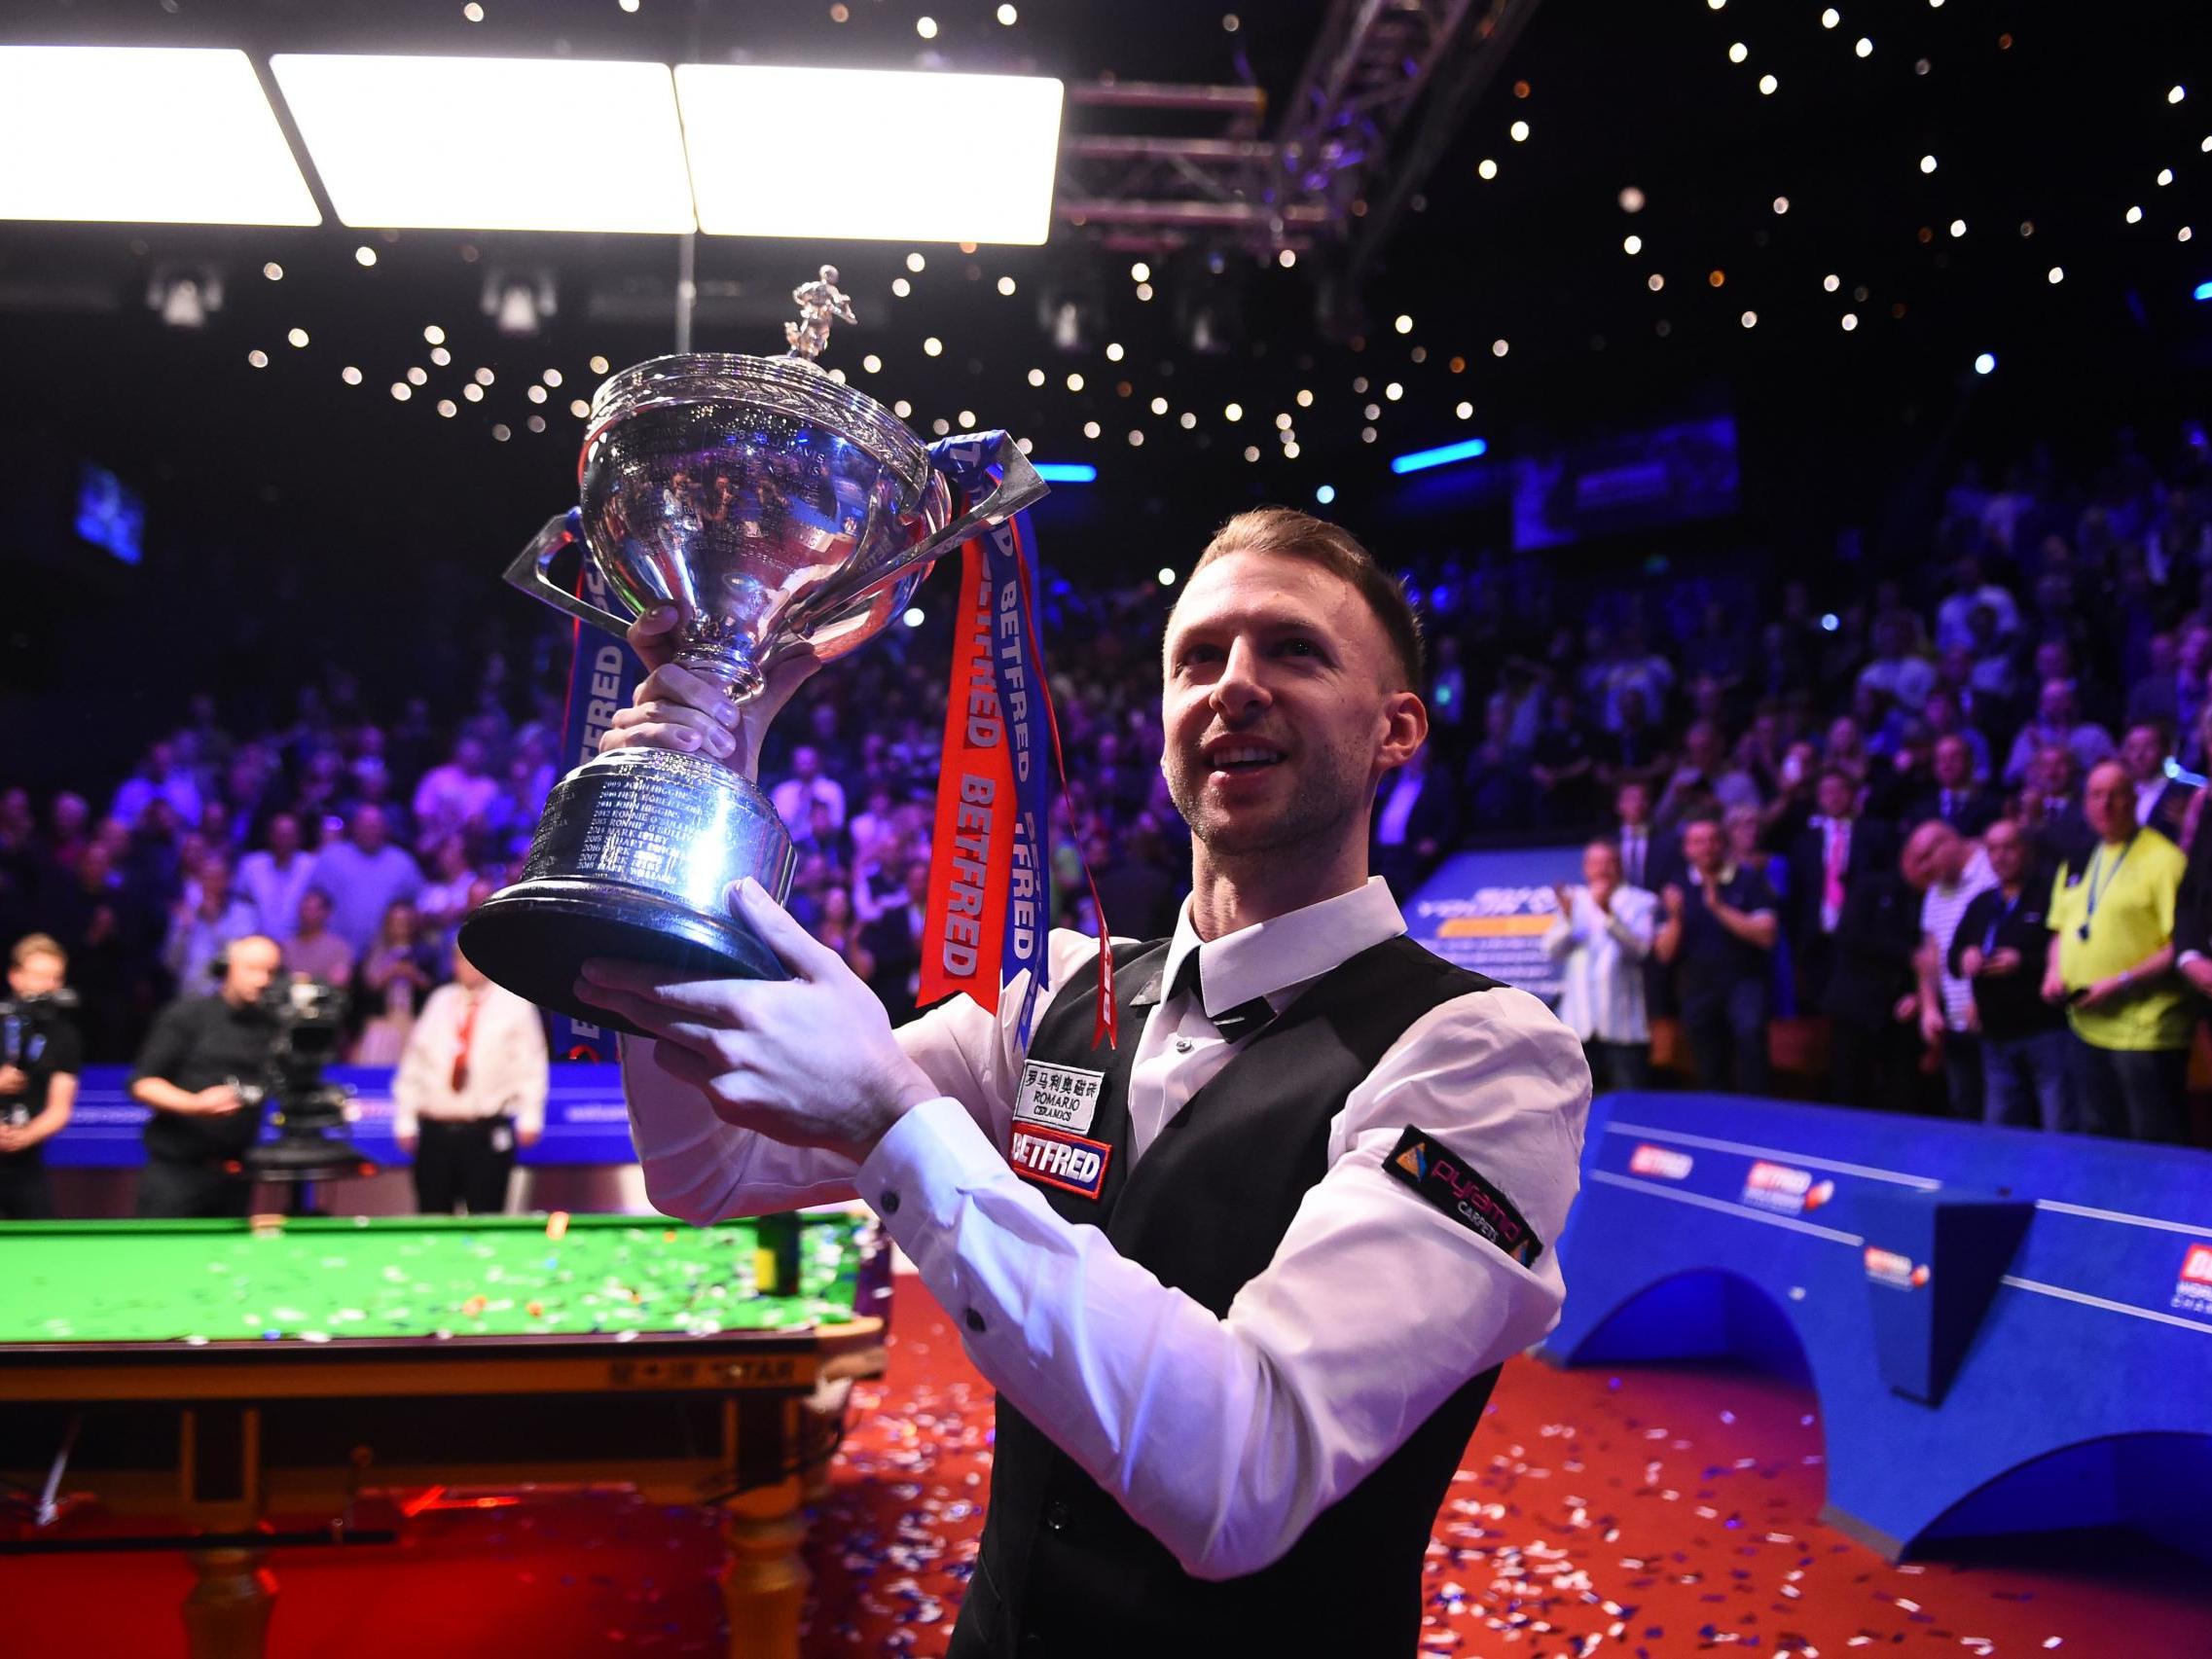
[2042, 761, 2192, 1141]
[582, 508, 1590, 1656]
[1951, 819, 2073, 1131]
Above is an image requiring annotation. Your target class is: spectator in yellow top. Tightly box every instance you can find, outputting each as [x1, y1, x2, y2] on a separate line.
[2041, 760, 2191, 1142]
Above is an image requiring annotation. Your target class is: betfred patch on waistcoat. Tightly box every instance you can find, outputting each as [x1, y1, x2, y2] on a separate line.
[1009, 1123, 1113, 1201]
[1013, 1059, 1106, 1136]
[1385, 1126, 1543, 1266]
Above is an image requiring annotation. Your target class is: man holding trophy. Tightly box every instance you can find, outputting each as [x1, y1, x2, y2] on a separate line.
[467, 277, 1587, 1656]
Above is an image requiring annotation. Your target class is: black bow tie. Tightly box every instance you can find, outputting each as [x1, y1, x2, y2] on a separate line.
[1167, 951, 1275, 1041]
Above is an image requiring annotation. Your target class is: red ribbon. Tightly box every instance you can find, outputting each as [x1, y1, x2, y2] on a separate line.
[917, 540, 1021, 1018]
[917, 521, 1117, 1048]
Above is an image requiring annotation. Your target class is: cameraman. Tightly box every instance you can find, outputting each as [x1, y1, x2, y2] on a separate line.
[0, 935, 83, 1219]
[127, 934, 283, 1217]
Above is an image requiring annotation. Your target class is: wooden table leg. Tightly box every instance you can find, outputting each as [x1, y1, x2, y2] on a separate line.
[721, 1482, 807, 1659]
[183, 1545, 276, 1659]
[798, 1378, 853, 1507]
[176, 1404, 273, 1659]
[719, 1394, 809, 1659]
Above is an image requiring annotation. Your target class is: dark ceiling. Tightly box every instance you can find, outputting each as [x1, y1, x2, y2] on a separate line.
[2, 0, 2207, 691]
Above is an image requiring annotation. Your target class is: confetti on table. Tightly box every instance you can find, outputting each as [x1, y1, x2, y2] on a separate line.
[0, 1214, 866, 1346]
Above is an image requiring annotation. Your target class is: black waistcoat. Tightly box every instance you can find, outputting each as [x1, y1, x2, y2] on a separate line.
[947, 934, 1502, 1659]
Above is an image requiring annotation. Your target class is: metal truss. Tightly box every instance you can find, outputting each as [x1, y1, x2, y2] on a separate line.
[1053, 0, 1541, 288]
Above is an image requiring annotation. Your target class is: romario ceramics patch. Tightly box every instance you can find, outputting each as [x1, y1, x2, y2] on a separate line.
[1009, 1123, 1112, 1201]
[1013, 1060, 1106, 1136]
[1385, 1126, 1543, 1266]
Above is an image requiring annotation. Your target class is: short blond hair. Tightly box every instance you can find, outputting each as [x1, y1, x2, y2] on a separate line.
[1177, 506, 1425, 689]
[10, 933, 66, 971]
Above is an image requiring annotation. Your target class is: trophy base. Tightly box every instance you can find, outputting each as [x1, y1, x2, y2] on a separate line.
[458, 880, 791, 1040]
[460, 747, 798, 1038]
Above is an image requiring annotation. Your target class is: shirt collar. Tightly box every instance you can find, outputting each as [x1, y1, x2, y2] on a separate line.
[1689, 863, 1740, 886]
[1155, 876, 1405, 1017]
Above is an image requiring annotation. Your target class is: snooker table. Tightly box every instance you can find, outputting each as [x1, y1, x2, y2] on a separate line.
[0, 1210, 889, 1659]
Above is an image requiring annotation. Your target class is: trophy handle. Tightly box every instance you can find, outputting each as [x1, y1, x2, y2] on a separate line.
[503, 510, 635, 639]
[816, 449, 1051, 613]
[921, 446, 1049, 559]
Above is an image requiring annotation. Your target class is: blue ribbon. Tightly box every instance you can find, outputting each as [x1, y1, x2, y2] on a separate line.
[551, 549, 648, 1063]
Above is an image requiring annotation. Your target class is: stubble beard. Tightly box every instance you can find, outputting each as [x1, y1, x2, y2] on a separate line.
[1165, 736, 1369, 862]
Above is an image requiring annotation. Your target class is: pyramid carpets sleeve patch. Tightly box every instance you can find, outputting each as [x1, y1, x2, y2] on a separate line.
[1385, 1126, 1544, 1267]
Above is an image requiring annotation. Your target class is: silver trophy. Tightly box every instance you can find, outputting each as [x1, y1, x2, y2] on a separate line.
[459, 268, 1045, 1033]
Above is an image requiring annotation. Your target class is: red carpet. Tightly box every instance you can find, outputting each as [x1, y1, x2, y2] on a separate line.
[9, 1276, 2208, 1656]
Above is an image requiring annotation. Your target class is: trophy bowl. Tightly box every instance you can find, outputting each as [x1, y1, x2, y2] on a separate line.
[459, 346, 1044, 1035]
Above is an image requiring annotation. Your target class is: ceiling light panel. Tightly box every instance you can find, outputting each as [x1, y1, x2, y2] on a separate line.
[676, 65, 1062, 243]
[271, 54, 696, 234]
[0, 47, 320, 226]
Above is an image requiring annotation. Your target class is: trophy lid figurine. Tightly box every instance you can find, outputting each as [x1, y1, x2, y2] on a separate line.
[457, 268, 1047, 1033]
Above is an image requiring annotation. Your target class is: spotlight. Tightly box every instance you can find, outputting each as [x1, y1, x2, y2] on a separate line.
[1037, 279, 1102, 352]
[147, 265, 222, 330]
[482, 270, 557, 337]
[1176, 267, 1248, 356]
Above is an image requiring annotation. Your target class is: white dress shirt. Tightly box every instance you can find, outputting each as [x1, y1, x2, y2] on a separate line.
[2137, 775, 2167, 827]
[1817, 814, 1853, 934]
[236, 849, 319, 941]
[624, 876, 1590, 1580]
[393, 982, 550, 1139]
[1541, 884, 1657, 1043]
[1616, 824, 1651, 889]
[769, 775, 848, 838]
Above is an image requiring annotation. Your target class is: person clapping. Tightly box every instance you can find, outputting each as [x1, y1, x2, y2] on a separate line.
[1541, 842, 1658, 1094]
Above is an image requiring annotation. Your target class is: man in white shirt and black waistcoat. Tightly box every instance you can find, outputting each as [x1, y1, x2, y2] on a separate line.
[577, 506, 1592, 1658]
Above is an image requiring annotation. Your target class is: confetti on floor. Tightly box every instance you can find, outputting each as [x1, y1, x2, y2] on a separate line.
[6, 1278, 2208, 1656]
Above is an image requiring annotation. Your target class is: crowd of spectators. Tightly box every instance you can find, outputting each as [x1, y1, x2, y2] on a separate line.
[3, 423, 2208, 1145]
[0, 579, 1194, 1064]
[1491, 429, 2212, 1144]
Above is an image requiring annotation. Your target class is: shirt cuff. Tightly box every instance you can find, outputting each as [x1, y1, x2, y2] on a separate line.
[2181, 950, 2206, 969]
[621, 1033, 727, 1165]
[855, 1094, 1008, 1281]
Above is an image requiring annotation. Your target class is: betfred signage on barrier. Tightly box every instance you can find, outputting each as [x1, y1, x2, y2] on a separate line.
[1740, 1160, 1836, 1216]
[1628, 1142, 1693, 1181]
[2174, 1243, 2212, 1320]
[1864, 1245, 1930, 1291]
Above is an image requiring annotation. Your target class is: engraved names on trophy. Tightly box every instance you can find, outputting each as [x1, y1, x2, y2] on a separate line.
[517, 752, 739, 897]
